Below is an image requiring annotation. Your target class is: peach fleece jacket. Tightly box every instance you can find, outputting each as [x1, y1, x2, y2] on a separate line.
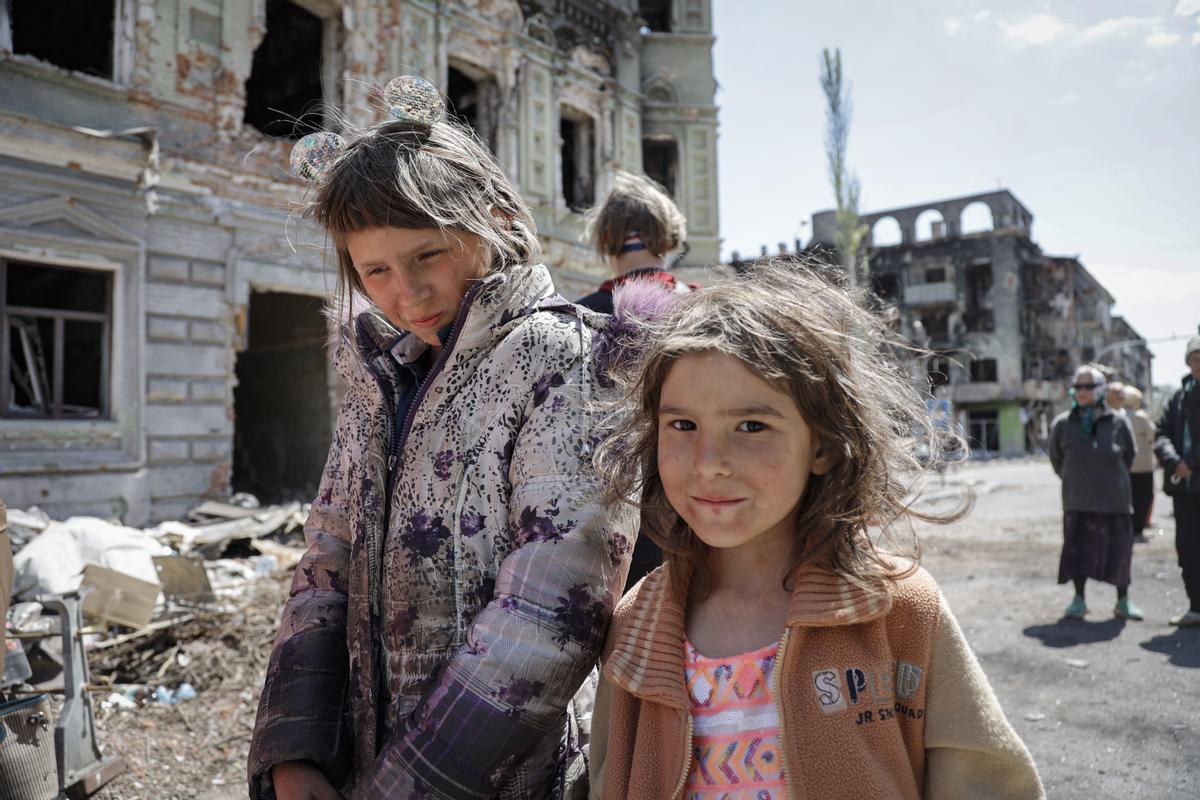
[589, 563, 1044, 800]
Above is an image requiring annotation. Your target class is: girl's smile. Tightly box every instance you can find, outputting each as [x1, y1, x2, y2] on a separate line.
[657, 351, 833, 556]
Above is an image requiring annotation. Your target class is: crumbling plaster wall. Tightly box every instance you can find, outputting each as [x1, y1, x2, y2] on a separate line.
[0, 0, 721, 523]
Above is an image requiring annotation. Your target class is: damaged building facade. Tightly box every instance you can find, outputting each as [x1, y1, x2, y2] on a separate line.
[809, 189, 1151, 457]
[0, 0, 720, 524]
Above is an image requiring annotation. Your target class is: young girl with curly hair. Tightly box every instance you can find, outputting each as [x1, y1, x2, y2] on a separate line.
[589, 262, 1044, 800]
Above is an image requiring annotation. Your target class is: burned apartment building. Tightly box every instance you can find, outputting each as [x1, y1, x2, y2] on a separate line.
[0, 0, 720, 524]
[807, 189, 1151, 457]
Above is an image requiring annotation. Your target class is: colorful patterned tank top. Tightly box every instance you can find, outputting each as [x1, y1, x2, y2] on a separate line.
[684, 638, 785, 800]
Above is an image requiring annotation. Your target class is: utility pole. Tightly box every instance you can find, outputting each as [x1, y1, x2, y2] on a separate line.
[819, 48, 868, 289]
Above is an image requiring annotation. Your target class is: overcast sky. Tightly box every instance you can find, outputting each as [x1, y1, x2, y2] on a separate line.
[712, 0, 1199, 387]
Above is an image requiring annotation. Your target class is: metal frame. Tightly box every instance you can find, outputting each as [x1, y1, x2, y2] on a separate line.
[0, 259, 113, 420]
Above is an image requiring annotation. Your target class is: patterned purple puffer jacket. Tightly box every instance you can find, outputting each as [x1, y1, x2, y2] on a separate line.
[248, 262, 640, 799]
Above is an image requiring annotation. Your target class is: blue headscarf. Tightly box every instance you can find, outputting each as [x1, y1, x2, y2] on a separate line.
[1070, 386, 1106, 439]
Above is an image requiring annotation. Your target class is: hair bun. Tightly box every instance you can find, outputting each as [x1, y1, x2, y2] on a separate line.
[384, 75, 444, 126]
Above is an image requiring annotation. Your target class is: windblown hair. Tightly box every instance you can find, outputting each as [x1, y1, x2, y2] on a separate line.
[584, 170, 687, 261]
[594, 259, 970, 601]
[305, 108, 539, 305]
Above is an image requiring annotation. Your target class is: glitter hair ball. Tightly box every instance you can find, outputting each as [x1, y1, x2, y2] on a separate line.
[384, 75, 444, 126]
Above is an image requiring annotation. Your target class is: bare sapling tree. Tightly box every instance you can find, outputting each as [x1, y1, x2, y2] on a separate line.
[820, 48, 868, 288]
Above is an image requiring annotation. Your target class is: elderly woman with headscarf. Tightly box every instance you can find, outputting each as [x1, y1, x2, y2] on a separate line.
[1049, 365, 1141, 620]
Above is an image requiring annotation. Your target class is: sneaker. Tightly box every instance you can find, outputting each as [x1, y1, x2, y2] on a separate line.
[1113, 597, 1144, 620]
[1169, 610, 1200, 627]
[1064, 595, 1087, 619]
[1132, 534, 1150, 544]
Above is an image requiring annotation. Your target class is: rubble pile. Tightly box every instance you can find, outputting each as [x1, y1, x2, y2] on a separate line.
[2, 496, 305, 800]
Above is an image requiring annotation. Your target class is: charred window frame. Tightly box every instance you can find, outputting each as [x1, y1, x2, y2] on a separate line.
[244, 0, 343, 139]
[969, 358, 998, 383]
[642, 137, 678, 199]
[447, 64, 499, 153]
[965, 262, 994, 332]
[2, 260, 112, 420]
[638, 1, 672, 32]
[1, 0, 135, 84]
[560, 106, 596, 212]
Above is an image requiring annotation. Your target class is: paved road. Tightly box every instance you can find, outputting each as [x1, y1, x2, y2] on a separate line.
[915, 457, 1198, 800]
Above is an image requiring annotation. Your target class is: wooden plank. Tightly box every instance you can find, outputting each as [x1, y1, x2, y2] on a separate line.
[152, 555, 215, 605]
[187, 500, 261, 521]
[79, 564, 161, 629]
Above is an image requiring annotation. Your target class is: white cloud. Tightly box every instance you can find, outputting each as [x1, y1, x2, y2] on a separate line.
[1146, 31, 1182, 47]
[944, 17, 962, 35]
[1194, 31, 1200, 45]
[973, 10, 992, 23]
[1081, 17, 1159, 41]
[1175, 0, 1200, 17]
[999, 14, 1073, 46]
[1050, 92, 1082, 106]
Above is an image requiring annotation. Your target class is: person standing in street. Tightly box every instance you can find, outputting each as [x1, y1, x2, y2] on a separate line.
[1154, 334, 1200, 627]
[1049, 366, 1142, 620]
[1124, 386, 1156, 543]
[1105, 379, 1126, 419]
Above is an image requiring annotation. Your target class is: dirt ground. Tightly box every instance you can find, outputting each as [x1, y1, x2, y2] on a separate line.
[82, 458, 1198, 799]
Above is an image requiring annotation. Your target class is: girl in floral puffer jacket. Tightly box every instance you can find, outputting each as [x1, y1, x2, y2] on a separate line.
[248, 76, 639, 800]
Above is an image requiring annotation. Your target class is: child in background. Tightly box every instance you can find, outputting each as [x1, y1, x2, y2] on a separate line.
[579, 171, 692, 590]
[577, 170, 690, 315]
[589, 262, 1044, 800]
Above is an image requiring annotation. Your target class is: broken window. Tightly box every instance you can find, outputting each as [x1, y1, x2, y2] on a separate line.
[2, 261, 110, 419]
[9, 0, 116, 79]
[915, 209, 945, 242]
[560, 108, 595, 212]
[928, 356, 951, 389]
[965, 262, 994, 332]
[969, 358, 998, 383]
[642, 138, 678, 199]
[967, 410, 1000, 454]
[639, 1, 672, 32]
[925, 267, 946, 283]
[232, 291, 333, 503]
[870, 273, 900, 304]
[921, 311, 950, 340]
[447, 65, 498, 152]
[245, 0, 336, 139]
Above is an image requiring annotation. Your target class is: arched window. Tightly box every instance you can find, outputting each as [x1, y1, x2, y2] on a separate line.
[960, 201, 994, 235]
[915, 209, 946, 242]
[871, 216, 902, 247]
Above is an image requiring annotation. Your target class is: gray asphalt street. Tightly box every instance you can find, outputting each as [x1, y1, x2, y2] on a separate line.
[915, 458, 1198, 800]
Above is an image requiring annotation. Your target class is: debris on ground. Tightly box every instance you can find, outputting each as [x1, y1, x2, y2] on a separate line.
[2, 495, 305, 800]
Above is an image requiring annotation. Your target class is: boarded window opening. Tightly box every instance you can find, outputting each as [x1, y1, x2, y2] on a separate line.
[11, 0, 115, 79]
[2, 261, 110, 419]
[244, 0, 325, 139]
[447, 66, 498, 152]
[560, 110, 595, 212]
[642, 138, 678, 199]
[232, 292, 332, 503]
[970, 358, 998, 383]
